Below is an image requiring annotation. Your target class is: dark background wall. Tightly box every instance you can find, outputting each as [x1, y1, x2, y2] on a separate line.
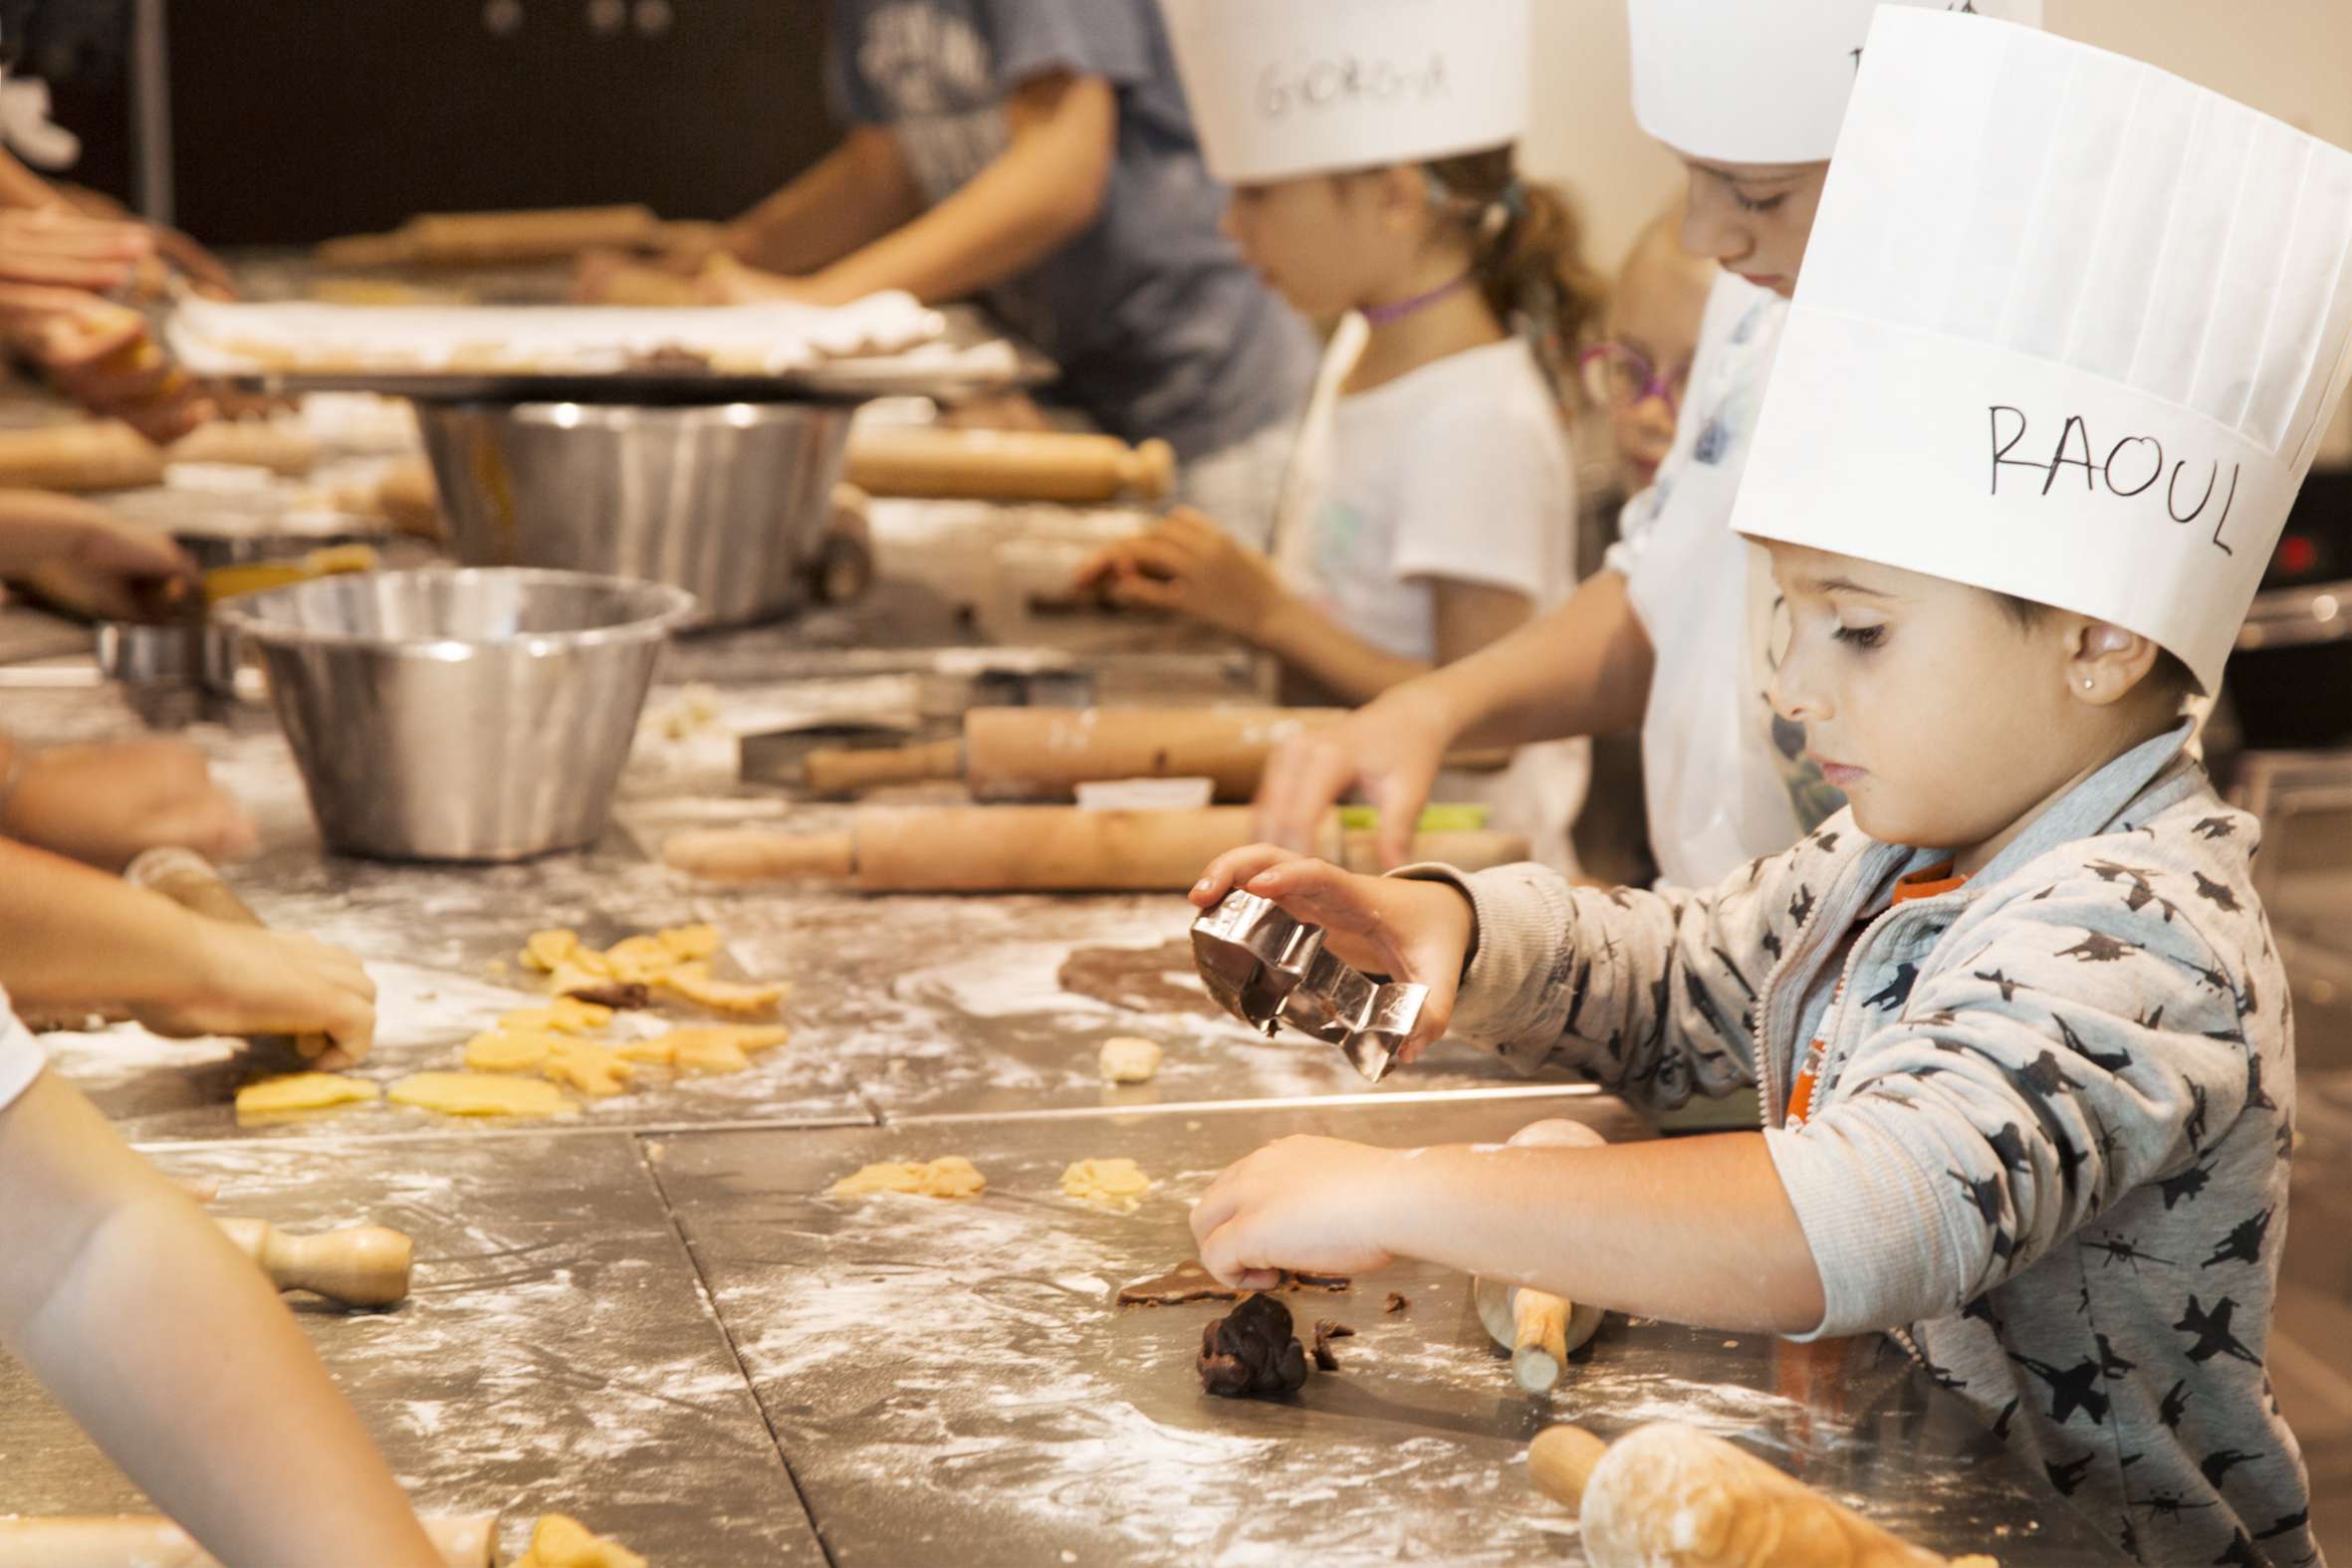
[21, 0, 837, 244]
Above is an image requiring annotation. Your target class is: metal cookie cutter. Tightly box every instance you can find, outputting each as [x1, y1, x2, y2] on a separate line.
[1190, 891, 1428, 1083]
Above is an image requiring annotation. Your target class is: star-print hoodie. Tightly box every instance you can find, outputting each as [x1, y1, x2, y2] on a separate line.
[1414, 722, 2313, 1564]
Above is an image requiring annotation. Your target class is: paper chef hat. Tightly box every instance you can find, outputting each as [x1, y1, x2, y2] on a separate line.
[1160, 0, 1530, 185]
[1731, 10, 2352, 693]
[1630, 0, 2043, 165]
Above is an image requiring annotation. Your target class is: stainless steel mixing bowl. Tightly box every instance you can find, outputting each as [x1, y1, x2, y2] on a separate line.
[414, 400, 852, 627]
[217, 568, 697, 861]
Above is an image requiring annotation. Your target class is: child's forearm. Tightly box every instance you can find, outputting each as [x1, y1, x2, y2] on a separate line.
[0, 1073, 439, 1565]
[1387, 1134, 1828, 1335]
[0, 840, 209, 1005]
[1254, 598, 1435, 705]
[807, 72, 1115, 307]
[1430, 569, 1655, 751]
[733, 129, 924, 278]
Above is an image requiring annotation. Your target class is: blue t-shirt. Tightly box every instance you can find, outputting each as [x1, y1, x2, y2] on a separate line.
[826, 0, 1315, 460]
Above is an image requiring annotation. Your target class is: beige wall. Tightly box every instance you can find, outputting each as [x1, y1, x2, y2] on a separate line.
[1522, 0, 2352, 460]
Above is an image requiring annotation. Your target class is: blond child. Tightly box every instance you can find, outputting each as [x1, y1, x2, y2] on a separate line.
[1187, 17, 2346, 1557]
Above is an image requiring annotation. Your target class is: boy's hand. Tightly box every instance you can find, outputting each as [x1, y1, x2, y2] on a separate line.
[12, 299, 212, 443]
[1070, 509, 1290, 641]
[1191, 845, 1474, 1062]
[133, 919, 376, 1067]
[0, 740, 256, 872]
[1191, 1135, 1406, 1288]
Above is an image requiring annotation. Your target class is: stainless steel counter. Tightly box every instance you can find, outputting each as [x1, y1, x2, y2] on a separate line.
[0, 1132, 825, 1565]
[0, 619, 2114, 1562]
[649, 1098, 2116, 1566]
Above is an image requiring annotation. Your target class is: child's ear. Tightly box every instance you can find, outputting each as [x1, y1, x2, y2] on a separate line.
[1375, 165, 1431, 233]
[2065, 619, 2162, 707]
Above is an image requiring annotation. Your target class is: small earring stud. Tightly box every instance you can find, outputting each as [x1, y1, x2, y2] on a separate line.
[2082, 678, 2095, 690]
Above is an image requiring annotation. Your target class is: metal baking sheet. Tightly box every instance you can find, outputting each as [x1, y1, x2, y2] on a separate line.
[650, 1102, 2119, 1566]
[0, 1132, 824, 1565]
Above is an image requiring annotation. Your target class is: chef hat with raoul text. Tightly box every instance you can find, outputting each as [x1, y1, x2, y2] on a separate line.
[1731, 10, 2352, 694]
[1630, 0, 2042, 166]
[1159, 0, 1529, 186]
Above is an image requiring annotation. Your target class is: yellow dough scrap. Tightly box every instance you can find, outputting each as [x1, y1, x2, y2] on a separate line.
[521, 928, 586, 975]
[514, 1513, 646, 1568]
[235, 1072, 381, 1116]
[548, 961, 615, 999]
[464, 1028, 562, 1072]
[545, 1041, 635, 1097]
[615, 1036, 678, 1067]
[670, 1036, 751, 1073]
[500, 997, 614, 1034]
[389, 1071, 570, 1118]
[660, 962, 790, 1015]
[1097, 1036, 1163, 1084]
[599, 933, 676, 983]
[830, 1156, 986, 1201]
[657, 922, 722, 962]
[1060, 1157, 1153, 1214]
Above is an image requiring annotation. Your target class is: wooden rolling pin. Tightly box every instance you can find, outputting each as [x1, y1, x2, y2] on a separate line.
[0, 418, 318, 494]
[215, 1217, 414, 1308]
[844, 427, 1177, 505]
[123, 849, 334, 1062]
[1473, 1121, 1609, 1393]
[663, 806, 1529, 893]
[0, 1512, 497, 1567]
[1529, 1423, 1990, 1568]
[804, 707, 1343, 800]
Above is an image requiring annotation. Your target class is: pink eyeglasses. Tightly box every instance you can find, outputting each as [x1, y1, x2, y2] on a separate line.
[1579, 342, 1692, 413]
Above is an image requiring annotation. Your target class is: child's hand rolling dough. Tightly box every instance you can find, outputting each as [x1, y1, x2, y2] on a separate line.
[1191, 1135, 1404, 1290]
[1071, 508, 1292, 640]
[133, 921, 376, 1067]
[1189, 843, 1473, 1063]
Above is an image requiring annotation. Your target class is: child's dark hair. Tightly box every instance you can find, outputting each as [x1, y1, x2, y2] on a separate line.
[1422, 146, 1606, 394]
[1991, 592, 2201, 707]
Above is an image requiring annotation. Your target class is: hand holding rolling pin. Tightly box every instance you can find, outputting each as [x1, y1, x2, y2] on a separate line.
[1188, 841, 1474, 1065]
[1073, 507, 1294, 640]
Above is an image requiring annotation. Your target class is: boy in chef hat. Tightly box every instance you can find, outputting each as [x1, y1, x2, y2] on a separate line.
[1186, 13, 2349, 1556]
[1254, 0, 2040, 893]
[1076, 0, 1600, 873]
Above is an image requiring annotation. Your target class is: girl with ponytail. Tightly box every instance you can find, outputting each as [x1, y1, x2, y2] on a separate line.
[1074, 0, 1597, 872]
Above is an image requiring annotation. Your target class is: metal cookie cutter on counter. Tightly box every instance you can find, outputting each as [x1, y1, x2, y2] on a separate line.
[1191, 891, 1427, 1082]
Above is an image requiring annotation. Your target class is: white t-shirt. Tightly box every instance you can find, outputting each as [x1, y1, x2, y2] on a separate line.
[1278, 331, 1588, 873]
[0, 985, 44, 1117]
[1606, 271, 1843, 888]
[1284, 336, 1576, 660]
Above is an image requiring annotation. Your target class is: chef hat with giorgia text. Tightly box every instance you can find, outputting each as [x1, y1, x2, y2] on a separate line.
[1730, 10, 2352, 694]
[1629, 0, 2042, 166]
[1158, 0, 1530, 186]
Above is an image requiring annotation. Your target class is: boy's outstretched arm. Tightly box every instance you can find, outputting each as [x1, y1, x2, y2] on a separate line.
[1191, 1130, 1829, 1336]
[754, 69, 1117, 309]
[0, 1070, 441, 1565]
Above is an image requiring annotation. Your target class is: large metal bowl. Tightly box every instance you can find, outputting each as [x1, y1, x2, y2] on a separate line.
[415, 400, 852, 628]
[217, 568, 697, 861]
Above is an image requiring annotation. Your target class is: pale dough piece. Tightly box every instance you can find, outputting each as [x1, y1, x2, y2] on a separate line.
[615, 1036, 678, 1067]
[545, 1041, 634, 1097]
[464, 1028, 561, 1072]
[830, 1156, 986, 1200]
[514, 1513, 646, 1568]
[670, 1036, 750, 1074]
[1060, 1157, 1153, 1213]
[659, 962, 790, 1015]
[657, 922, 722, 963]
[390, 1071, 570, 1118]
[521, 928, 586, 974]
[1098, 1036, 1163, 1084]
[500, 997, 613, 1034]
[235, 1072, 381, 1116]
[599, 933, 676, 983]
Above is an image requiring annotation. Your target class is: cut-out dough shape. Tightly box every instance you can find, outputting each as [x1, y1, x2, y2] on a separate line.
[829, 1156, 986, 1200]
[660, 962, 789, 1015]
[545, 1041, 634, 1097]
[498, 997, 612, 1034]
[514, 1513, 646, 1568]
[389, 1071, 570, 1118]
[463, 1028, 561, 1072]
[1061, 1157, 1153, 1213]
[235, 1072, 380, 1116]
[1098, 1036, 1163, 1084]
